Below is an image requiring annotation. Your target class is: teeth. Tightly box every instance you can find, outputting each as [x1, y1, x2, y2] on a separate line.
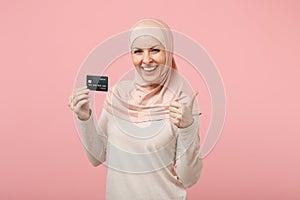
[142, 66, 157, 72]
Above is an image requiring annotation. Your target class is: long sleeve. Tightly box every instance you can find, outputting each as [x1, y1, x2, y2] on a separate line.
[174, 115, 203, 188]
[76, 109, 108, 167]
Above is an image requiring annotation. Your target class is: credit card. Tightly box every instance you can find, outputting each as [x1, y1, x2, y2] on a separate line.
[86, 75, 108, 92]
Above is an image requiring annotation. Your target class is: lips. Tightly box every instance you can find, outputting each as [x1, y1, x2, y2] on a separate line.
[141, 65, 158, 72]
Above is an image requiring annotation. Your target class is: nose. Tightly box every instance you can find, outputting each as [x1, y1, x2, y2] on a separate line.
[142, 51, 153, 64]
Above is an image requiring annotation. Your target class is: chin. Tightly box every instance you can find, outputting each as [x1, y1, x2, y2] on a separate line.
[141, 70, 162, 83]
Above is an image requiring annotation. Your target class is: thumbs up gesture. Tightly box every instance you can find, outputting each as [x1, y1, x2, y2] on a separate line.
[169, 92, 198, 128]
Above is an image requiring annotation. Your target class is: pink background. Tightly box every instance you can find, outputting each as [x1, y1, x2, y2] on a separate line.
[1, 0, 299, 199]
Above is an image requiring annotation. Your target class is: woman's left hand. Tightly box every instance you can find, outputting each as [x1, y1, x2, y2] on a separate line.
[169, 92, 198, 128]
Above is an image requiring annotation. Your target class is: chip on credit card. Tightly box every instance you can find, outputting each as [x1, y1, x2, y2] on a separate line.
[86, 75, 108, 92]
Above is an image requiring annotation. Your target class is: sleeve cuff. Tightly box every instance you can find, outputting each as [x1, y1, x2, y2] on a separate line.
[177, 116, 199, 153]
[178, 116, 198, 135]
[75, 109, 94, 126]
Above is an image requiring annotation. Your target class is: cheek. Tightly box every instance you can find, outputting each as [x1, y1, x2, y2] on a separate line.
[155, 55, 166, 65]
[154, 52, 166, 65]
[131, 55, 141, 66]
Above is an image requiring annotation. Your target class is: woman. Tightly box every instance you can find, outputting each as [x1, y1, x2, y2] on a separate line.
[68, 18, 202, 200]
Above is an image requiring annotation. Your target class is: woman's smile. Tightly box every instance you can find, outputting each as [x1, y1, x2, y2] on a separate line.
[141, 64, 159, 75]
[131, 35, 167, 83]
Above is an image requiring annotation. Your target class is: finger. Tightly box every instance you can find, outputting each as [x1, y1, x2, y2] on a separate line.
[69, 87, 89, 108]
[169, 112, 182, 120]
[73, 99, 89, 113]
[71, 89, 89, 107]
[75, 88, 90, 96]
[187, 92, 198, 108]
[73, 86, 88, 94]
[169, 106, 181, 114]
[170, 101, 180, 108]
[169, 112, 178, 118]
[170, 117, 180, 127]
[68, 95, 72, 107]
[73, 94, 90, 107]
[68, 94, 76, 109]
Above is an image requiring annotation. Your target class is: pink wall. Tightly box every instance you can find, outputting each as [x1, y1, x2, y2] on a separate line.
[0, 0, 299, 199]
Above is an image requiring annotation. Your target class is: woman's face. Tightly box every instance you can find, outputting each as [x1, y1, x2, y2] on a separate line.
[131, 36, 167, 83]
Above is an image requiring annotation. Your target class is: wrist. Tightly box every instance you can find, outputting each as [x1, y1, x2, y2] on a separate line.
[179, 118, 194, 128]
[78, 109, 92, 121]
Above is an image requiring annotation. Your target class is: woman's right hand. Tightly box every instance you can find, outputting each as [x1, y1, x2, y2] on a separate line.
[68, 86, 91, 121]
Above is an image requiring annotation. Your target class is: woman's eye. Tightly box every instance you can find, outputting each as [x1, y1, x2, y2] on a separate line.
[133, 49, 143, 54]
[151, 49, 160, 53]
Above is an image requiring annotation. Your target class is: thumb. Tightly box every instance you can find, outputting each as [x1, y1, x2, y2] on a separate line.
[187, 91, 198, 108]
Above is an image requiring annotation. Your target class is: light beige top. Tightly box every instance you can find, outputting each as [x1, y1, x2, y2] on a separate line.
[77, 101, 203, 200]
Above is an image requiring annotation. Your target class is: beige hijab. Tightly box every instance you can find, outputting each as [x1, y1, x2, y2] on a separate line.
[103, 18, 190, 122]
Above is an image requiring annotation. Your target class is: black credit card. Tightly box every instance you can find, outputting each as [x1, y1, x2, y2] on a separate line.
[86, 75, 108, 92]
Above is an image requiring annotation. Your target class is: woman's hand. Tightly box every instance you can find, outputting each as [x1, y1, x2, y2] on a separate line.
[68, 86, 91, 121]
[169, 92, 198, 128]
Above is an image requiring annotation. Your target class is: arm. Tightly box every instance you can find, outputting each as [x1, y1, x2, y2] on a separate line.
[174, 116, 203, 188]
[76, 109, 108, 167]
